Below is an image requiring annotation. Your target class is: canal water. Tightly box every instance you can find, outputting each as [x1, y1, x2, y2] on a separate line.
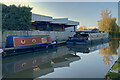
[1, 39, 120, 79]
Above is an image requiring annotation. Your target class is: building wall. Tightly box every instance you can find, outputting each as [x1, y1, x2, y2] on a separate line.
[52, 26, 64, 31]
[30, 24, 64, 31]
[65, 26, 77, 32]
[30, 26, 36, 30]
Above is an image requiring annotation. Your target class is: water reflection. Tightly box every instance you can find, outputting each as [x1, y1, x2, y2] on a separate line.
[2, 46, 80, 78]
[99, 39, 119, 67]
[2, 39, 119, 78]
[67, 41, 109, 53]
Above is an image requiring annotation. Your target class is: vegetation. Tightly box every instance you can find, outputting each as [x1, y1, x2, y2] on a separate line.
[78, 27, 84, 31]
[2, 4, 32, 31]
[98, 8, 119, 36]
[111, 58, 120, 70]
[105, 72, 120, 79]
[104, 58, 120, 80]
[112, 63, 119, 70]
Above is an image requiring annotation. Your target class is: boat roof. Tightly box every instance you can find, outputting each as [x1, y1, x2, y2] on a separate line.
[7, 35, 50, 37]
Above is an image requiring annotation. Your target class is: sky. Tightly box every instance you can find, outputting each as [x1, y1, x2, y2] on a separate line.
[1, 1, 119, 28]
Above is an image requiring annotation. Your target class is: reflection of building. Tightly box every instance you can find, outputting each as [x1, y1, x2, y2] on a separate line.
[2, 45, 80, 79]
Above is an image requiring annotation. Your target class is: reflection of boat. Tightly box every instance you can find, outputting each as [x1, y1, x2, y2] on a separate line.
[67, 33, 109, 45]
[51, 54, 80, 68]
[2, 45, 80, 78]
[2, 35, 57, 56]
[67, 41, 109, 53]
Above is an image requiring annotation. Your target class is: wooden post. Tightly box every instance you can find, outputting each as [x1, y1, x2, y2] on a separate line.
[46, 22, 51, 31]
[74, 25, 76, 32]
[61, 24, 64, 31]
[63, 24, 65, 31]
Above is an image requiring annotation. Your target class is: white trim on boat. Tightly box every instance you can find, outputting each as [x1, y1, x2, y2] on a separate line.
[0, 49, 3, 53]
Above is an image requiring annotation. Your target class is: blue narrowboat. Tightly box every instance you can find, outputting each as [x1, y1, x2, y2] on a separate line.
[2, 35, 57, 56]
[66, 33, 109, 45]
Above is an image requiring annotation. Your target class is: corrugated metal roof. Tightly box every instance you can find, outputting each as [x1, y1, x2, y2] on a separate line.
[32, 13, 79, 25]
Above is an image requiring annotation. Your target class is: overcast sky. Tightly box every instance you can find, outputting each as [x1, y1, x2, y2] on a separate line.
[1, 1, 119, 28]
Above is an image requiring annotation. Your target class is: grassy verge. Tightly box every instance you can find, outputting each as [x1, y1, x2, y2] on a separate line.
[111, 63, 120, 70]
[111, 58, 120, 70]
[105, 72, 120, 80]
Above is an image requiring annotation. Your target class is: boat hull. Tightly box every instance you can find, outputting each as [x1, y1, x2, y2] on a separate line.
[67, 38, 109, 45]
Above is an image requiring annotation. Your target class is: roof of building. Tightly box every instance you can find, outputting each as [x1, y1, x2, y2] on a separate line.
[67, 20, 79, 25]
[51, 18, 68, 24]
[32, 14, 79, 26]
[32, 13, 53, 22]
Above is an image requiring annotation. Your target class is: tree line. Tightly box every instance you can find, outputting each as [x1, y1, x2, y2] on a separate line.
[98, 8, 120, 37]
[2, 4, 32, 32]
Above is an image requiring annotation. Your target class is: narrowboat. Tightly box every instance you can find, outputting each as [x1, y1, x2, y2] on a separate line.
[66, 32, 109, 45]
[2, 35, 57, 56]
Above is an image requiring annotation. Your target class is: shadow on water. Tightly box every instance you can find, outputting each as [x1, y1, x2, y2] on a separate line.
[1, 39, 120, 79]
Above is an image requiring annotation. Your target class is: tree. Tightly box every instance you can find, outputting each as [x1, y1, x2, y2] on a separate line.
[2, 4, 32, 31]
[98, 8, 119, 33]
[78, 27, 84, 31]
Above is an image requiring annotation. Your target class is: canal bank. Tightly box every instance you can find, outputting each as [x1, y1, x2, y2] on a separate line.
[105, 57, 120, 80]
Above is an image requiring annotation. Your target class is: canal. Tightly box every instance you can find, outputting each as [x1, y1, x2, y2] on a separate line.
[1, 39, 120, 79]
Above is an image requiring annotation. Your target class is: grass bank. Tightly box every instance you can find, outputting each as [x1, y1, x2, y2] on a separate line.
[105, 58, 120, 80]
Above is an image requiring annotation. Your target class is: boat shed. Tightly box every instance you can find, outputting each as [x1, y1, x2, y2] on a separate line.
[31, 13, 79, 32]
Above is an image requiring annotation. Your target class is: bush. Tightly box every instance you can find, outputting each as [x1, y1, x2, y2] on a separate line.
[2, 4, 32, 31]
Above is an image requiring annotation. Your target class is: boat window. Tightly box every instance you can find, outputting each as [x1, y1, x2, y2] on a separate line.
[21, 40, 26, 44]
[41, 38, 47, 43]
[32, 39, 36, 43]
